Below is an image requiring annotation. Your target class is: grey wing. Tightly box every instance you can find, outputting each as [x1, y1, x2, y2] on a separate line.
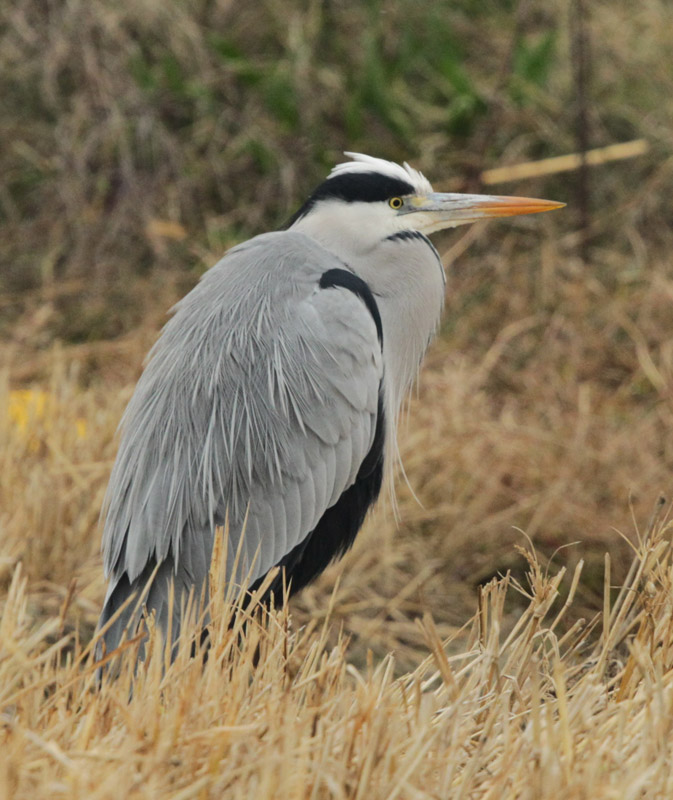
[98, 232, 384, 656]
[230, 283, 385, 599]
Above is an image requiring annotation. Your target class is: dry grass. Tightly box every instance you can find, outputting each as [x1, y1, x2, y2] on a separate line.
[3, 0, 673, 795]
[1, 471, 673, 798]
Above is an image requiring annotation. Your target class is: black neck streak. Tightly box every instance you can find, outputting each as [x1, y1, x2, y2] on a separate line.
[387, 230, 442, 262]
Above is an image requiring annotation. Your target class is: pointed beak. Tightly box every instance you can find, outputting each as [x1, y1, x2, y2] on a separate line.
[405, 192, 565, 234]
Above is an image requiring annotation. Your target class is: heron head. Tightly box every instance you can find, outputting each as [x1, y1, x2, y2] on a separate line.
[288, 152, 563, 254]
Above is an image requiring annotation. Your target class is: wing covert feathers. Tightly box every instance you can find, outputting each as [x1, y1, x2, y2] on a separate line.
[99, 231, 384, 655]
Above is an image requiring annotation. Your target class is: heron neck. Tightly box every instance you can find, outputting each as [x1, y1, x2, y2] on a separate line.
[350, 236, 445, 419]
[291, 217, 445, 418]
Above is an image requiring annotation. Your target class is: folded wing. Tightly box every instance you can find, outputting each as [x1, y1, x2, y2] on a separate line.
[98, 232, 384, 657]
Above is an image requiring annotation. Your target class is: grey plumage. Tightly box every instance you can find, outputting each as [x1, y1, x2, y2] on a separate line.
[101, 232, 382, 652]
[97, 153, 562, 662]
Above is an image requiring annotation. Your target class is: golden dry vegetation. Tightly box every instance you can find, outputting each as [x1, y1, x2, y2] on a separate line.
[2, 0, 673, 797]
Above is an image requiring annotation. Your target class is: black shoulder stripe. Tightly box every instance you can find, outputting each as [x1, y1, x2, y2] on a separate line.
[319, 268, 383, 345]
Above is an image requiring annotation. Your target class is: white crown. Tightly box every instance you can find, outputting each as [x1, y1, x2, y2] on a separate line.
[328, 152, 433, 194]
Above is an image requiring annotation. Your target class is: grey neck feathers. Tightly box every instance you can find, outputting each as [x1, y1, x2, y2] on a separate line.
[333, 235, 445, 497]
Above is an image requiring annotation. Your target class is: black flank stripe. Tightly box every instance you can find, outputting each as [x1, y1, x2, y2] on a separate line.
[250, 390, 386, 602]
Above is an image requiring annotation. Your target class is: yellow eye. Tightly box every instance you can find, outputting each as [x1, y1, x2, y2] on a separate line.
[389, 197, 403, 210]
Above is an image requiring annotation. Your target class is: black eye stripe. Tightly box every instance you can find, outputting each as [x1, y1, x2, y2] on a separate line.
[286, 172, 415, 227]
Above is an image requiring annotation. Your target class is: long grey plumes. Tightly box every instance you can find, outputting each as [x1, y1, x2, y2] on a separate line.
[100, 232, 383, 654]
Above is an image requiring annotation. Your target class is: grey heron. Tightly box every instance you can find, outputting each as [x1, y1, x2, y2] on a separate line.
[98, 153, 562, 661]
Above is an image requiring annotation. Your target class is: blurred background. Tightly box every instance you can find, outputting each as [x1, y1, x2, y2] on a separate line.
[1, 0, 672, 668]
